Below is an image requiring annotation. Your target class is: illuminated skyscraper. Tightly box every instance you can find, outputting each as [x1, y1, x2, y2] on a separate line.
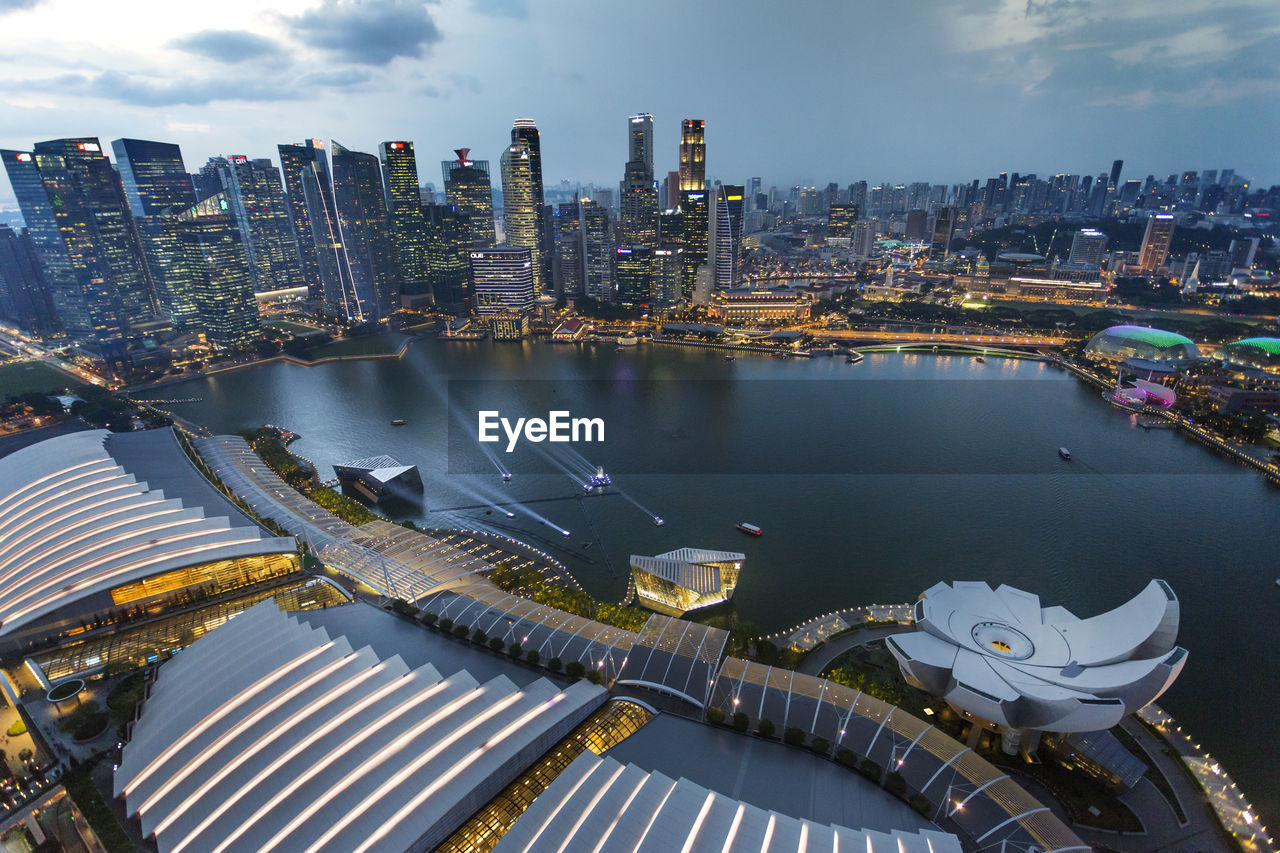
[422, 203, 471, 311]
[553, 201, 583, 297]
[678, 120, 706, 192]
[620, 114, 658, 247]
[614, 246, 652, 308]
[500, 120, 547, 291]
[379, 141, 430, 297]
[1138, 214, 1175, 272]
[212, 155, 306, 293]
[666, 171, 681, 209]
[169, 192, 261, 350]
[1068, 228, 1108, 267]
[928, 207, 955, 261]
[580, 201, 614, 301]
[1109, 159, 1124, 190]
[111, 139, 195, 218]
[0, 224, 55, 334]
[678, 189, 708, 300]
[442, 149, 497, 247]
[277, 140, 340, 305]
[710, 184, 744, 289]
[827, 203, 855, 245]
[470, 246, 534, 315]
[652, 244, 683, 309]
[904, 209, 928, 242]
[330, 141, 398, 320]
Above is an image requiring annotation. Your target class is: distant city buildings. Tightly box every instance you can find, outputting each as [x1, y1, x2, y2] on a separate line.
[1138, 213, 1176, 271]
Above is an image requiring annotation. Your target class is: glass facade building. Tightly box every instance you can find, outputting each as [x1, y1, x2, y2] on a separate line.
[379, 141, 431, 298]
[470, 246, 534, 315]
[500, 122, 547, 293]
[1083, 325, 1200, 364]
[171, 192, 263, 349]
[443, 150, 497, 248]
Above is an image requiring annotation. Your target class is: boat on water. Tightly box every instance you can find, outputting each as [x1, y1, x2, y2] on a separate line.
[391, 419, 406, 426]
[584, 466, 612, 491]
[724, 354, 736, 361]
[502, 472, 512, 482]
[737, 522, 762, 536]
[1058, 447, 1071, 461]
[975, 356, 986, 363]
[653, 516, 665, 527]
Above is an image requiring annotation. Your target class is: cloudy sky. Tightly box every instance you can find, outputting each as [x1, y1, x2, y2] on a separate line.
[1, 0, 1278, 211]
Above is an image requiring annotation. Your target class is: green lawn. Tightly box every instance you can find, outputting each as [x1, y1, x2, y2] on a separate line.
[0, 360, 77, 399]
[308, 332, 408, 359]
[266, 320, 325, 334]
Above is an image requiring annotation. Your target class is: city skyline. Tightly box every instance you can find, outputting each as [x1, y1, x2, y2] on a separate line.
[2, 0, 1279, 215]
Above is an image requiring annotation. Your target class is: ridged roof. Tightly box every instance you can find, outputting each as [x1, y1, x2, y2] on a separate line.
[1098, 325, 1194, 348]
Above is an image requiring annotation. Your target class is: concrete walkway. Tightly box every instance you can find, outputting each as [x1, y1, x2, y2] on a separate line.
[797, 625, 911, 676]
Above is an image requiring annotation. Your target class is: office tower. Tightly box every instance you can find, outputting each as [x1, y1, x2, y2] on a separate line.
[677, 189, 708, 300]
[928, 207, 955, 261]
[470, 246, 534, 315]
[111, 139, 195, 218]
[748, 177, 762, 210]
[0, 225, 55, 333]
[213, 155, 306, 293]
[500, 121, 547, 291]
[1219, 169, 1235, 187]
[904, 209, 928, 241]
[614, 246, 652, 308]
[1087, 175, 1109, 216]
[169, 192, 261, 350]
[552, 201, 583, 297]
[580, 200, 614, 301]
[2, 140, 156, 357]
[665, 171, 681, 209]
[591, 187, 614, 215]
[710, 184, 744, 289]
[827, 203, 855, 243]
[620, 114, 659, 247]
[422, 203, 471, 311]
[678, 120, 706, 192]
[1229, 238, 1259, 269]
[379, 141, 430, 297]
[652, 245, 683, 308]
[191, 162, 225, 201]
[442, 149, 497, 247]
[853, 219, 877, 258]
[1138, 214, 1176, 272]
[848, 181, 868, 214]
[330, 142, 397, 320]
[1067, 228, 1108, 267]
[419, 185, 435, 205]
[1109, 160, 1124, 190]
[277, 139, 337, 302]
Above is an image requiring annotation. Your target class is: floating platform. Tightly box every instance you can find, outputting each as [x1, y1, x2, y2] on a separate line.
[333, 455, 423, 504]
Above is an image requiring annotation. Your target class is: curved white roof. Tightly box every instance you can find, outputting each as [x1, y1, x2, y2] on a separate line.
[495, 750, 960, 853]
[115, 601, 605, 853]
[888, 580, 1187, 732]
[0, 429, 295, 638]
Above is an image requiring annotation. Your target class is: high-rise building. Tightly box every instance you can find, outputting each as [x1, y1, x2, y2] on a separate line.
[619, 114, 658, 248]
[470, 246, 534, 315]
[500, 120, 547, 291]
[678, 120, 705, 192]
[442, 149, 497, 247]
[422, 203, 471, 311]
[848, 181, 868, 215]
[111, 139, 195, 218]
[0, 225, 55, 334]
[212, 156, 306, 293]
[1067, 228, 1108, 267]
[614, 246, 652, 308]
[710, 184, 744, 289]
[904, 209, 928, 242]
[580, 201, 614, 301]
[552, 201, 583, 298]
[651, 245, 683, 309]
[928, 207, 955, 261]
[827, 203, 856, 244]
[677, 189, 709, 301]
[330, 141, 397, 320]
[853, 219, 878, 258]
[169, 192, 261, 350]
[379, 141, 430, 297]
[1109, 159, 1124, 190]
[2, 140, 156, 357]
[1138, 214, 1175, 272]
[665, 171, 681, 209]
[277, 140, 339, 305]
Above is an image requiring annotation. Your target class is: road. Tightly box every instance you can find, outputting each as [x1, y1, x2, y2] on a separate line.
[812, 329, 1067, 347]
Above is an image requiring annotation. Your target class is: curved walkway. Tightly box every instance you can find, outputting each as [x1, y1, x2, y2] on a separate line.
[799, 625, 911, 676]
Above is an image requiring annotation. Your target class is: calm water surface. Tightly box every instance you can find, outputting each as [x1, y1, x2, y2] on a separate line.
[158, 339, 1280, 824]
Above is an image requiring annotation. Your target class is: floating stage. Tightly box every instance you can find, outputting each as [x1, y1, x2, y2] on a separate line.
[333, 455, 423, 504]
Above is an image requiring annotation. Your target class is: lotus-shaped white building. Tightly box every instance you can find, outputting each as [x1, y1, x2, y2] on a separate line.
[887, 580, 1187, 743]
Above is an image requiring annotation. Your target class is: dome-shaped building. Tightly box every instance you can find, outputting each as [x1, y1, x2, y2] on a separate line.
[1083, 325, 1200, 364]
[1213, 337, 1280, 374]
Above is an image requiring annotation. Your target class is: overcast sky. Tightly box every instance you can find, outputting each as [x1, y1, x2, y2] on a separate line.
[2, 0, 1278, 211]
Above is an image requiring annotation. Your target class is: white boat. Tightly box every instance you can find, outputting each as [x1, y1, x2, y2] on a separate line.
[653, 516, 665, 527]
[1058, 447, 1071, 461]
[737, 522, 762, 536]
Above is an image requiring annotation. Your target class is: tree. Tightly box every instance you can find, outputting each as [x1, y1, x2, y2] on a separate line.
[885, 771, 907, 798]
[858, 759, 882, 782]
[471, 628, 487, 644]
[525, 649, 540, 665]
[452, 624, 469, 639]
[564, 660, 585, 679]
[508, 642, 523, 659]
[756, 718, 775, 738]
[587, 670, 604, 685]
[489, 637, 505, 652]
[706, 708, 725, 725]
[547, 657, 563, 673]
[421, 612, 438, 626]
[437, 618, 453, 632]
[835, 748, 858, 769]
[810, 736, 830, 756]
[783, 727, 805, 746]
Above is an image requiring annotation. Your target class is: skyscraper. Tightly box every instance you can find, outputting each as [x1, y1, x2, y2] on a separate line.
[904, 209, 928, 242]
[827, 203, 855, 244]
[928, 207, 955, 261]
[580, 201, 614, 302]
[619, 114, 658, 248]
[1067, 228, 1108, 267]
[1109, 159, 1124, 191]
[652, 245, 683, 309]
[1138, 214, 1175, 272]
[678, 120, 706, 192]
[666, 171, 681, 209]
[442, 149, 497, 247]
[470, 246, 534, 315]
[853, 219, 878, 258]
[710, 184, 744, 289]
[614, 246, 652, 308]
[330, 141, 398, 320]
[111, 138, 195, 218]
[169, 192, 261, 350]
[678, 189, 708, 301]
[500, 120, 547, 292]
[0, 225, 55, 334]
[212, 156, 306, 293]
[277, 140, 338, 305]
[553, 201, 583, 298]
[379, 141, 430, 298]
[422, 203, 471, 311]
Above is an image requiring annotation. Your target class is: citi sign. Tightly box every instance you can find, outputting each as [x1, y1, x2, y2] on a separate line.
[478, 411, 604, 452]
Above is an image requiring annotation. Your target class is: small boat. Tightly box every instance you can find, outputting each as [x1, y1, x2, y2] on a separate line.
[653, 516, 665, 527]
[724, 354, 736, 362]
[615, 347, 625, 352]
[1058, 447, 1071, 461]
[502, 472, 512, 482]
[391, 419, 406, 426]
[975, 356, 986, 363]
[737, 522, 762, 536]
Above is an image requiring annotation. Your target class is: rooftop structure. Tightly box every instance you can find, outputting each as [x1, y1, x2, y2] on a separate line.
[888, 580, 1187, 745]
[629, 547, 744, 616]
[0, 429, 297, 651]
[1083, 325, 1200, 365]
[332, 454, 422, 503]
[115, 601, 605, 853]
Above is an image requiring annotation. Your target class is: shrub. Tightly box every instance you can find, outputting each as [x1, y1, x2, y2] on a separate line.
[706, 708, 725, 726]
[438, 618, 453, 632]
[548, 657, 563, 673]
[885, 771, 907, 798]
[757, 718, 775, 738]
[471, 629, 487, 645]
[525, 649, 540, 665]
[810, 736, 830, 756]
[389, 598, 417, 619]
[587, 670, 604, 685]
[564, 661, 585, 679]
[732, 712, 750, 732]
[421, 612, 438, 626]
[5, 721, 25, 737]
[508, 643, 523, 659]
[17, 749, 32, 763]
[835, 748, 858, 769]
[783, 727, 805, 746]
[489, 637, 505, 652]
[908, 793, 932, 815]
[453, 624, 469, 639]
[858, 759, 882, 782]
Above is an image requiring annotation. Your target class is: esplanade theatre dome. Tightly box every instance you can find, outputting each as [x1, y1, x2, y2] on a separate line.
[1083, 325, 1200, 363]
[1213, 337, 1280, 374]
